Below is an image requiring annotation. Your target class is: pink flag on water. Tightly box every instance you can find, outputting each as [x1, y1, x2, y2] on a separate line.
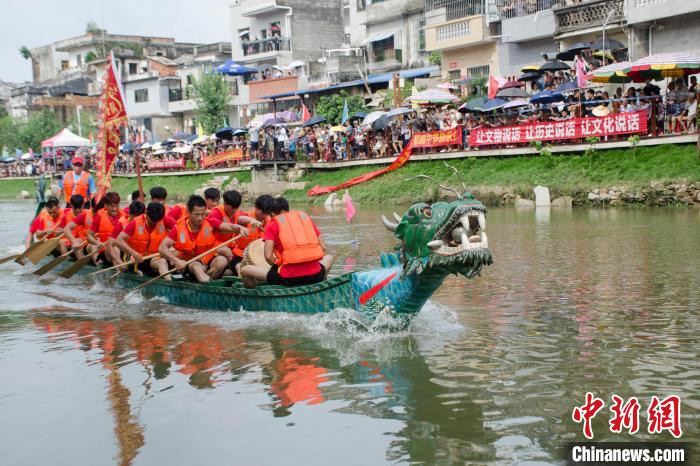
[344, 189, 356, 223]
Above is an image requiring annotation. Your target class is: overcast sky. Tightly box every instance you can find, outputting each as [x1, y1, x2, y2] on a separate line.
[1, 0, 232, 83]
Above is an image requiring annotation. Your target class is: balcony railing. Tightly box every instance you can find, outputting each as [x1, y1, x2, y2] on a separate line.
[425, 0, 486, 23]
[496, 0, 565, 19]
[425, 14, 489, 51]
[241, 36, 291, 57]
[553, 0, 624, 35]
[168, 88, 184, 102]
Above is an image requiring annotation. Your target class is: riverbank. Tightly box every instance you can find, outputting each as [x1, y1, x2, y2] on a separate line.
[0, 172, 251, 201]
[284, 143, 700, 206]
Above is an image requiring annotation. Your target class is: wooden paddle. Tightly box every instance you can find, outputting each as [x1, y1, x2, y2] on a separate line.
[23, 234, 65, 265]
[9, 223, 62, 266]
[58, 244, 104, 279]
[88, 252, 161, 277]
[33, 241, 86, 276]
[130, 235, 240, 293]
[0, 254, 21, 265]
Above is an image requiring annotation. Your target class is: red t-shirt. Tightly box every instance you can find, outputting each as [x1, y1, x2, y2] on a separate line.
[71, 212, 89, 227]
[166, 205, 184, 222]
[110, 223, 123, 239]
[29, 216, 43, 234]
[263, 219, 321, 278]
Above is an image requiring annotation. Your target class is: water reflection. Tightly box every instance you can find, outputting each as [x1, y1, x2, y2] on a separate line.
[28, 310, 492, 465]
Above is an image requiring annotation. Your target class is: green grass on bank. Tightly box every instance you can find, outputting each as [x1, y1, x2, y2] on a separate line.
[0, 179, 36, 199]
[0, 171, 252, 201]
[285, 144, 700, 204]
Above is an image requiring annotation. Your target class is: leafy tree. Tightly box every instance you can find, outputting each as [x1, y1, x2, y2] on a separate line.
[192, 73, 231, 133]
[85, 20, 101, 34]
[429, 51, 441, 66]
[85, 51, 98, 63]
[315, 90, 367, 125]
[4, 109, 63, 152]
[19, 46, 31, 60]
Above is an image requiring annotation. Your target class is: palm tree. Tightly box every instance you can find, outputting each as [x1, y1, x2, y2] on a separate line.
[19, 46, 39, 82]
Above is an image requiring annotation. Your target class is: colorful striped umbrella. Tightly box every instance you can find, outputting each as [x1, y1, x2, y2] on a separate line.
[624, 52, 700, 81]
[587, 61, 632, 83]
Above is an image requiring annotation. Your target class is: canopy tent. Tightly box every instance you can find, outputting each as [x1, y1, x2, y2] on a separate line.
[41, 128, 90, 149]
[215, 60, 258, 76]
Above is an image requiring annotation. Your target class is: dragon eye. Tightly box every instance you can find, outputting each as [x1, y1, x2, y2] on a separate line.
[422, 207, 432, 218]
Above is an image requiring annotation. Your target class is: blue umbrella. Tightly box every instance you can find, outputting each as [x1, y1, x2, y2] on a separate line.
[215, 60, 257, 76]
[481, 98, 508, 111]
[232, 128, 248, 136]
[302, 115, 326, 128]
[459, 97, 489, 112]
[530, 90, 565, 105]
[120, 142, 133, 153]
[185, 134, 198, 141]
[385, 107, 413, 118]
[172, 131, 191, 140]
[349, 112, 367, 121]
[554, 81, 582, 94]
[215, 127, 235, 140]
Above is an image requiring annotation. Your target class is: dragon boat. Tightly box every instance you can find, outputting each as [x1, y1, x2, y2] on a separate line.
[43, 195, 493, 322]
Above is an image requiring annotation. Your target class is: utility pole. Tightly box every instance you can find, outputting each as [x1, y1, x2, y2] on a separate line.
[76, 105, 82, 137]
[392, 73, 401, 108]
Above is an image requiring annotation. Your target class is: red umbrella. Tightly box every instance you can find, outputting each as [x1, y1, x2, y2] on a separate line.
[500, 80, 525, 90]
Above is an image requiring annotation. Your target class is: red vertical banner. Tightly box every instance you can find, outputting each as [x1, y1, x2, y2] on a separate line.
[94, 53, 128, 202]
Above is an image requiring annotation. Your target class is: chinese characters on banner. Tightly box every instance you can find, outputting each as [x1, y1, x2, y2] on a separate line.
[201, 149, 244, 168]
[94, 53, 128, 201]
[572, 392, 682, 439]
[147, 159, 185, 170]
[412, 127, 462, 149]
[469, 111, 648, 147]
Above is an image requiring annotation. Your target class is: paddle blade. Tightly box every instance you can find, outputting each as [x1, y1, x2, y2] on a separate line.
[25, 237, 62, 265]
[33, 254, 69, 276]
[0, 254, 21, 265]
[58, 254, 94, 279]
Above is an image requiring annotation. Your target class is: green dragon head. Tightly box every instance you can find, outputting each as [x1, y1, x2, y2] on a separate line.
[382, 193, 493, 278]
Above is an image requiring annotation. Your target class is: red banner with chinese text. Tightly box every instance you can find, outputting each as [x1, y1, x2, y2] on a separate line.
[147, 159, 185, 170]
[307, 140, 414, 196]
[469, 111, 648, 147]
[94, 53, 128, 201]
[202, 149, 244, 168]
[412, 127, 462, 148]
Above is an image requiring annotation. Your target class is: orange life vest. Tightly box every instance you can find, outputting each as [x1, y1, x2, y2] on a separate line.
[211, 204, 242, 249]
[62, 208, 87, 244]
[127, 214, 168, 255]
[174, 217, 217, 265]
[94, 209, 123, 242]
[37, 209, 64, 239]
[233, 210, 266, 258]
[273, 211, 324, 265]
[63, 172, 90, 200]
[166, 203, 186, 221]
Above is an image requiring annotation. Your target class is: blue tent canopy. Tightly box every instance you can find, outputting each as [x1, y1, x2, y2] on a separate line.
[215, 60, 258, 76]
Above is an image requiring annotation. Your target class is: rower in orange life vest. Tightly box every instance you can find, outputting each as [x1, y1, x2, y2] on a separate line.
[166, 187, 220, 222]
[240, 197, 334, 288]
[230, 194, 274, 276]
[207, 190, 264, 275]
[58, 156, 96, 207]
[63, 198, 102, 259]
[57, 194, 88, 257]
[80, 192, 124, 266]
[28, 196, 65, 254]
[122, 190, 143, 217]
[158, 195, 250, 283]
[115, 202, 172, 277]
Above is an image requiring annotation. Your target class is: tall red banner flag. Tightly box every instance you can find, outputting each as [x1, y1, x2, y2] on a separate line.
[94, 53, 128, 202]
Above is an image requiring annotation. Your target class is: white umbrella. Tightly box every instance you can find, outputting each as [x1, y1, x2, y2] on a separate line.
[153, 149, 166, 155]
[151, 142, 163, 151]
[289, 60, 304, 68]
[172, 145, 192, 154]
[362, 111, 387, 126]
[140, 142, 152, 149]
[192, 135, 209, 145]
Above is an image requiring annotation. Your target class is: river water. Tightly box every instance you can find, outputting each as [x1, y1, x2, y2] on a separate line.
[0, 201, 698, 465]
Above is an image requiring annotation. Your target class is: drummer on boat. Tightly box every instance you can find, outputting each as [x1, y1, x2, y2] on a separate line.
[240, 197, 334, 288]
[158, 195, 250, 282]
[58, 156, 95, 207]
[207, 190, 264, 275]
[230, 194, 274, 276]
